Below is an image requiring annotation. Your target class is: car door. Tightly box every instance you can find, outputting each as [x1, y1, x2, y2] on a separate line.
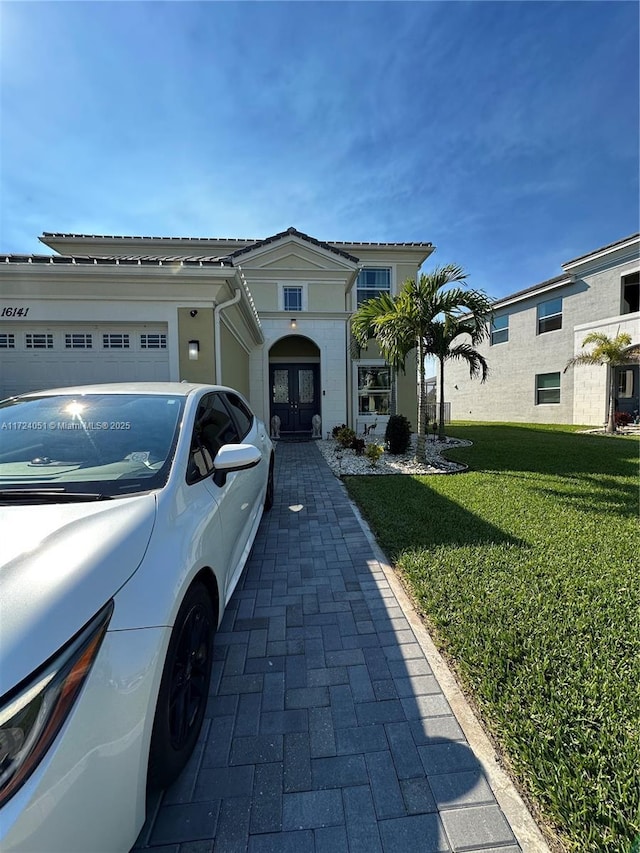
[218, 391, 268, 601]
[188, 392, 260, 604]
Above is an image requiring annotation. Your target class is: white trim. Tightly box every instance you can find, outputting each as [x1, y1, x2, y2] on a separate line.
[495, 277, 572, 310]
[563, 235, 640, 272]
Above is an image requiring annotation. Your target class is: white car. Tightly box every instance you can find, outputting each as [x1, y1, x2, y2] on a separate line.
[0, 383, 274, 852]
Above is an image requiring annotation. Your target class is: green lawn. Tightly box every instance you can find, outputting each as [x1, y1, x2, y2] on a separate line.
[344, 424, 640, 853]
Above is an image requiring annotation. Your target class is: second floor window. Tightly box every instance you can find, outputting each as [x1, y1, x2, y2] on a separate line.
[491, 315, 509, 345]
[357, 268, 391, 306]
[537, 297, 562, 334]
[622, 272, 639, 314]
[283, 286, 303, 312]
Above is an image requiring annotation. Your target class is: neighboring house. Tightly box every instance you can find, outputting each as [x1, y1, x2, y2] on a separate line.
[445, 234, 640, 425]
[0, 227, 434, 436]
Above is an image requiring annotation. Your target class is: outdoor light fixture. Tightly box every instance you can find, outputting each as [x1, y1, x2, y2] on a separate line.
[188, 340, 200, 361]
[290, 318, 297, 329]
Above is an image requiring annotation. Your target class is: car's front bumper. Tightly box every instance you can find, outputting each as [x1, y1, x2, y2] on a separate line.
[0, 624, 169, 853]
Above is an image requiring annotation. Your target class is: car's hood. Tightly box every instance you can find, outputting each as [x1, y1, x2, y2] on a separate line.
[0, 494, 157, 695]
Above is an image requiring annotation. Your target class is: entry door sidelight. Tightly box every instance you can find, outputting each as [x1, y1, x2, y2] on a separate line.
[270, 364, 320, 434]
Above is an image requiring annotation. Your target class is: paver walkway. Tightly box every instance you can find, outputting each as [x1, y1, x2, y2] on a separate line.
[134, 441, 524, 853]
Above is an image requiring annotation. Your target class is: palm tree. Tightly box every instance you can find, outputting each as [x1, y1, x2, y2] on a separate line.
[564, 331, 640, 433]
[351, 265, 492, 460]
[426, 316, 489, 440]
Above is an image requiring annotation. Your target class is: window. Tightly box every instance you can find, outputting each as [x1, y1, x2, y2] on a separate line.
[622, 272, 639, 315]
[25, 333, 54, 349]
[536, 372, 561, 404]
[618, 369, 634, 399]
[0, 333, 15, 349]
[224, 392, 253, 439]
[283, 286, 303, 312]
[356, 268, 391, 306]
[491, 315, 509, 345]
[537, 297, 562, 334]
[357, 365, 391, 415]
[187, 393, 240, 484]
[103, 333, 130, 349]
[65, 333, 93, 349]
[140, 333, 167, 349]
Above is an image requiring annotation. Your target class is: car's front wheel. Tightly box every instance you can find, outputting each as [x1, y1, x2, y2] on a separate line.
[147, 581, 215, 790]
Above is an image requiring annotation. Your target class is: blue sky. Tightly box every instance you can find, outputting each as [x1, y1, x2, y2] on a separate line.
[1, 1, 638, 299]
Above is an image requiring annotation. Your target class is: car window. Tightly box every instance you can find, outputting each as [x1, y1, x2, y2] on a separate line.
[187, 393, 240, 484]
[0, 394, 184, 496]
[224, 392, 253, 439]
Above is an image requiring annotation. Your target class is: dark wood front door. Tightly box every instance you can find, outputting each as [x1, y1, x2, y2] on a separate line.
[270, 364, 320, 434]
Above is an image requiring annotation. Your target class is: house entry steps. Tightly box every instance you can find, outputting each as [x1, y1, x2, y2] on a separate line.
[133, 441, 545, 853]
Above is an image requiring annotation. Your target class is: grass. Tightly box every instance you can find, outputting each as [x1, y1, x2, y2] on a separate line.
[343, 423, 640, 853]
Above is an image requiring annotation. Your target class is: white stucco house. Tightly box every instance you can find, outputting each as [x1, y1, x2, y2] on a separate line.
[0, 227, 435, 436]
[445, 233, 640, 425]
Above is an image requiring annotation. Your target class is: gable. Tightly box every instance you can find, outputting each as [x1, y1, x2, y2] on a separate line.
[231, 233, 359, 275]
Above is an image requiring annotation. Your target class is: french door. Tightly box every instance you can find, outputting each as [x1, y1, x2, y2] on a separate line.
[270, 364, 320, 434]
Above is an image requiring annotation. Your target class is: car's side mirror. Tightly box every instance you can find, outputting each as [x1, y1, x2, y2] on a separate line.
[212, 444, 261, 487]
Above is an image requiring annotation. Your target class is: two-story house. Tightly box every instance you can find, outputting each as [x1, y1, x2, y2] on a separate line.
[445, 233, 640, 425]
[0, 227, 434, 436]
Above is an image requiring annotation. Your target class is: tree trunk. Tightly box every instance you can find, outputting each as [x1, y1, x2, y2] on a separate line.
[606, 365, 616, 433]
[438, 357, 446, 440]
[416, 337, 427, 462]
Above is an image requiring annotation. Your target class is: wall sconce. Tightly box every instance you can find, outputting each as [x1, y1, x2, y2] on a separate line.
[188, 340, 200, 361]
[290, 318, 297, 329]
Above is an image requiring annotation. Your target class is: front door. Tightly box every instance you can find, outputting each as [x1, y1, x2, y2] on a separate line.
[270, 364, 320, 434]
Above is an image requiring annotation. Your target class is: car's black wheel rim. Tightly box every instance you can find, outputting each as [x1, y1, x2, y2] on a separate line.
[167, 603, 211, 750]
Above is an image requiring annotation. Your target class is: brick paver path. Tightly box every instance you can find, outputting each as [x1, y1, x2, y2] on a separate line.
[134, 441, 521, 853]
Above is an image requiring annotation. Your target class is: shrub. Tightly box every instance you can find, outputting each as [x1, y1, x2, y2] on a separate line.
[365, 443, 384, 466]
[615, 411, 632, 427]
[332, 423, 347, 438]
[385, 414, 412, 455]
[351, 437, 366, 455]
[336, 426, 356, 448]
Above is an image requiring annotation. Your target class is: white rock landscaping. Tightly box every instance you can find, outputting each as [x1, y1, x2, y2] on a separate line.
[315, 434, 472, 477]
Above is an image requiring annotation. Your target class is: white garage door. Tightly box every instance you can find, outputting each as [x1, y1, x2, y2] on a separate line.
[0, 324, 170, 399]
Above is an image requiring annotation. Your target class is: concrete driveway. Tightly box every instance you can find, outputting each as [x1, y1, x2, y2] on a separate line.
[133, 441, 546, 853]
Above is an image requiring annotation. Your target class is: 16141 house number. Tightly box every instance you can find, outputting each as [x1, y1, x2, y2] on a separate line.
[1, 307, 30, 317]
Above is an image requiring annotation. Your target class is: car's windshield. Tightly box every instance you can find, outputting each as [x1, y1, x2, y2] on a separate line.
[0, 393, 185, 497]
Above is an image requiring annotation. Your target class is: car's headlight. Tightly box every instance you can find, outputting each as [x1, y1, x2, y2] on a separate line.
[0, 601, 113, 808]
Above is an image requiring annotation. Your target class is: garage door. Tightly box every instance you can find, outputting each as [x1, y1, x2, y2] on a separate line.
[0, 324, 170, 399]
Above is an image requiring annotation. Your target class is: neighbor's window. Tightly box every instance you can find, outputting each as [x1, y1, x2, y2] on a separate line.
[490, 315, 509, 345]
[621, 271, 639, 315]
[356, 268, 391, 307]
[536, 372, 561, 404]
[537, 297, 562, 334]
[283, 286, 303, 312]
[618, 369, 634, 398]
[357, 365, 391, 415]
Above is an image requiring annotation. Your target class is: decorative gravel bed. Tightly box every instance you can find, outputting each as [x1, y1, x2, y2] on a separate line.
[315, 433, 472, 476]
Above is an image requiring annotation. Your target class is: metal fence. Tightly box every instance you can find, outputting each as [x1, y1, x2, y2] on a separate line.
[426, 402, 451, 424]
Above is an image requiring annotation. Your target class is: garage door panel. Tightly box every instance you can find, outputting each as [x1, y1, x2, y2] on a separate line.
[0, 324, 170, 399]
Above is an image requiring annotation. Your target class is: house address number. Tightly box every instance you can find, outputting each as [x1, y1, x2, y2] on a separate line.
[1, 307, 30, 317]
